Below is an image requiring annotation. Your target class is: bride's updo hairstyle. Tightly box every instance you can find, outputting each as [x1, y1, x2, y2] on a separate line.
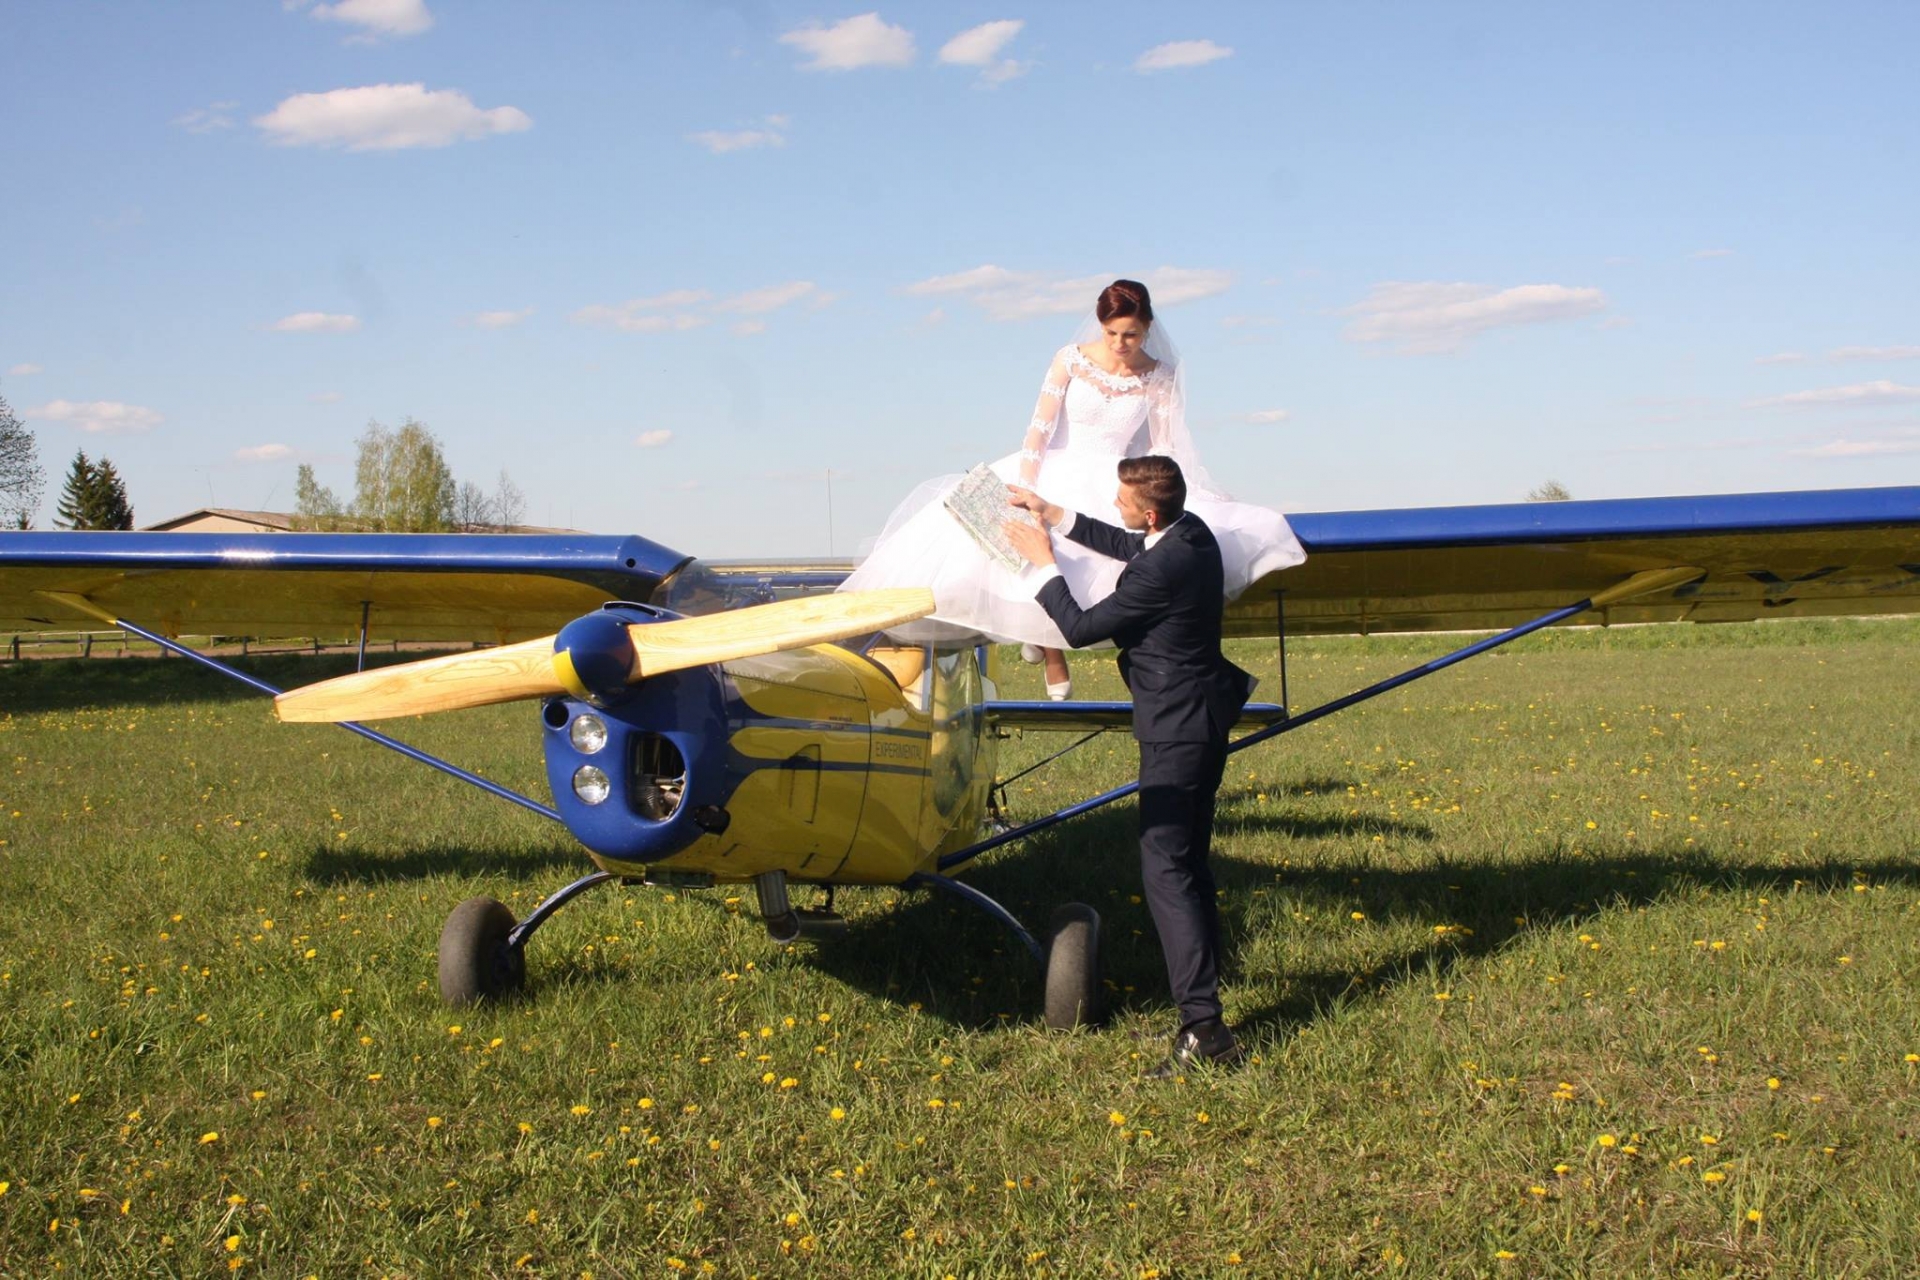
[1096, 279, 1154, 326]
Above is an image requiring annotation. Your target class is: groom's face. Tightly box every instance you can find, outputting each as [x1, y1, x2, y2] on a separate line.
[1115, 482, 1155, 532]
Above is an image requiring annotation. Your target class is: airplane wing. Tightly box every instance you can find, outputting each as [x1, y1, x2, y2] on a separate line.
[4, 486, 1915, 644]
[1227, 485, 1920, 638]
[0, 530, 690, 641]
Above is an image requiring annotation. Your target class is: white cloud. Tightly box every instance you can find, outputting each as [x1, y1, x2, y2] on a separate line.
[25, 399, 164, 434]
[1789, 435, 1920, 458]
[1135, 39, 1233, 72]
[1596, 316, 1633, 330]
[172, 101, 238, 133]
[1753, 380, 1920, 409]
[1755, 351, 1806, 365]
[470, 308, 533, 329]
[732, 320, 768, 337]
[299, 0, 433, 39]
[234, 443, 294, 462]
[716, 281, 819, 314]
[1219, 315, 1278, 329]
[779, 13, 915, 71]
[254, 84, 530, 151]
[689, 125, 787, 154]
[635, 430, 673, 448]
[309, 390, 343, 404]
[1242, 409, 1291, 425]
[1829, 345, 1920, 362]
[905, 265, 1231, 322]
[1341, 281, 1607, 353]
[7, 363, 42, 376]
[939, 20, 1027, 83]
[575, 283, 824, 332]
[1690, 248, 1735, 259]
[273, 312, 361, 333]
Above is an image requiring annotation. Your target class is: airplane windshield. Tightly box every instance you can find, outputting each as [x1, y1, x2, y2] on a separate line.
[653, 559, 847, 618]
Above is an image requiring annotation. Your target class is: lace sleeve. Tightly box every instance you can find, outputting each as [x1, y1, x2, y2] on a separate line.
[1017, 348, 1073, 486]
[1145, 365, 1177, 455]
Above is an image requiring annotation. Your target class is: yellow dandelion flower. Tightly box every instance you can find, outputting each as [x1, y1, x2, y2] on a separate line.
[1108, 1110, 1126, 1125]
[1195, 1111, 1210, 1124]
[427, 1116, 443, 1128]
[779, 1077, 798, 1089]
[517, 1122, 533, 1134]
[1597, 1134, 1617, 1148]
[1702, 1170, 1726, 1183]
[1767, 1078, 1781, 1090]
[784, 1212, 801, 1227]
[1905, 1053, 1919, 1064]
[830, 1107, 846, 1121]
[637, 1097, 653, 1109]
[1747, 1209, 1763, 1222]
[1527, 1185, 1548, 1197]
[1495, 1250, 1517, 1260]
[200, 1132, 220, 1144]
[927, 1098, 946, 1108]
[1700, 1134, 1718, 1145]
[570, 1104, 591, 1116]
[225, 1235, 242, 1252]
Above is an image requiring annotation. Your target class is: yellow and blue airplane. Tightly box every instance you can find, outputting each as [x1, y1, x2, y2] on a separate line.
[3, 484, 1917, 1027]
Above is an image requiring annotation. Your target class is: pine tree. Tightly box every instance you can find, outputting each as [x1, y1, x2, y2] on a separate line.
[54, 451, 97, 530]
[53, 450, 135, 529]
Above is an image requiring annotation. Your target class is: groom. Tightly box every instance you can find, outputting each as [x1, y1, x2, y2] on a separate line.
[1005, 456, 1253, 1078]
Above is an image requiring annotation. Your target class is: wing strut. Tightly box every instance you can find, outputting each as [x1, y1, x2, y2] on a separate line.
[938, 567, 1702, 873]
[30, 590, 566, 824]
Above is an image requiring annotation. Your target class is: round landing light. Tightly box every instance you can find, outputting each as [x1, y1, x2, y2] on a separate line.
[572, 765, 611, 806]
[569, 712, 609, 755]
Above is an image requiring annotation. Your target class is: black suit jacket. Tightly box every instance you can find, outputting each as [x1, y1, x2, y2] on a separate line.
[1034, 511, 1255, 743]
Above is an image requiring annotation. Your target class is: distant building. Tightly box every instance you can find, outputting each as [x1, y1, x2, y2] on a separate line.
[144, 508, 297, 533]
[144, 507, 585, 534]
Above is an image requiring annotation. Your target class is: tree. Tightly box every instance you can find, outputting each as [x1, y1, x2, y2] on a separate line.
[292, 463, 346, 530]
[351, 417, 455, 532]
[1527, 479, 1572, 502]
[53, 450, 134, 530]
[0, 385, 45, 529]
[492, 470, 526, 529]
[452, 480, 494, 530]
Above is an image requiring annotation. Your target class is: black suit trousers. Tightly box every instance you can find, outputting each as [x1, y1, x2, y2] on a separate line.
[1137, 736, 1230, 1028]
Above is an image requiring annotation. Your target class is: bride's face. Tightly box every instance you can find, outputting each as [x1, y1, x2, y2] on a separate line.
[1101, 316, 1149, 362]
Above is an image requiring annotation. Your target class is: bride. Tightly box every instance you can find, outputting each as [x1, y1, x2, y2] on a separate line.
[839, 279, 1306, 698]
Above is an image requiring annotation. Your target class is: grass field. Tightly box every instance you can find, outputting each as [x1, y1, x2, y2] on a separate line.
[3, 619, 1917, 1278]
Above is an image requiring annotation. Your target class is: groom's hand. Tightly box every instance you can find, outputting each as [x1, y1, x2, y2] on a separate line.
[1006, 485, 1064, 528]
[1004, 517, 1055, 569]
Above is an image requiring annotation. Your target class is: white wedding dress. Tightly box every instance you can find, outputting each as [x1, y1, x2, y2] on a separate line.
[839, 341, 1306, 648]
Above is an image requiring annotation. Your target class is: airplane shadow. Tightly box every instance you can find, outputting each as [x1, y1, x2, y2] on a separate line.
[800, 816, 1920, 1036]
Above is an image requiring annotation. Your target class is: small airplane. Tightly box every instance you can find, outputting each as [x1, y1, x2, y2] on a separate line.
[4, 484, 1917, 1028]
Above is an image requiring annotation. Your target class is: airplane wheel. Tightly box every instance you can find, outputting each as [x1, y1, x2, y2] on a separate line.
[438, 897, 525, 1006]
[1043, 903, 1103, 1030]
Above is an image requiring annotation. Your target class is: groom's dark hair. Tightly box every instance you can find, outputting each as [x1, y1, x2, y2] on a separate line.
[1117, 455, 1186, 523]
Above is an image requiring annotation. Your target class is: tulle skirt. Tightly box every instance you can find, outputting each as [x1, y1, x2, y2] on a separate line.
[838, 447, 1306, 648]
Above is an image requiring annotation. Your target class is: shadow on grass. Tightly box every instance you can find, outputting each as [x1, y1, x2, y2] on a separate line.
[303, 840, 587, 884]
[794, 821, 1920, 1035]
[0, 651, 458, 712]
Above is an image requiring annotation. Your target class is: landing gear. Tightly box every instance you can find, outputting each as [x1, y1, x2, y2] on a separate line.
[1043, 903, 1103, 1030]
[437, 897, 526, 1006]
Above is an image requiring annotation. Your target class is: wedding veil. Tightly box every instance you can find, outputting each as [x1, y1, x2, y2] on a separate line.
[1067, 309, 1227, 500]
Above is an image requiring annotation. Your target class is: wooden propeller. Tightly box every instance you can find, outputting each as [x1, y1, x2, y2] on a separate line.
[273, 588, 935, 723]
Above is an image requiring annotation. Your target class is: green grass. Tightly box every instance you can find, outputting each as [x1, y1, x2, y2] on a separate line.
[3, 618, 1918, 1278]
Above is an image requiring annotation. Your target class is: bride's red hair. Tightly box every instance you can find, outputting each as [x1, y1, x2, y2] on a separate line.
[1096, 279, 1154, 325]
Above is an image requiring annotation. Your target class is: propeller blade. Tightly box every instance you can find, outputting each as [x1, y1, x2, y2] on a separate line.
[625, 588, 935, 679]
[273, 588, 935, 724]
[274, 637, 563, 723]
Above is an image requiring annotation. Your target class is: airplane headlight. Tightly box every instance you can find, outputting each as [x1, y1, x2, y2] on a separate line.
[569, 713, 608, 755]
[571, 765, 611, 806]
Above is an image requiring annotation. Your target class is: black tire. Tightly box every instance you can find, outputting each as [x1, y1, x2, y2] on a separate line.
[438, 897, 525, 1006]
[1043, 903, 1103, 1030]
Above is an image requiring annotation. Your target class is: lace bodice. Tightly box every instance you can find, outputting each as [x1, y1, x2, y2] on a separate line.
[1018, 345, 1179, 481]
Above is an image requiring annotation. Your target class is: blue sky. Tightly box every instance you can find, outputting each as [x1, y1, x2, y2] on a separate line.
[2, 1, 1915, 555]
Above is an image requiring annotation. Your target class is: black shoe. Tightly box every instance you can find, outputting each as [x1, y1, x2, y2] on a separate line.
[1143, 1017, 1243, 1080]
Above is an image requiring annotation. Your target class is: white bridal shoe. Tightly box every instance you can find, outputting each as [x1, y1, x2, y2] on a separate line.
[1046, 677, 1072, 701]
[1020, 643, 1045, 664]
